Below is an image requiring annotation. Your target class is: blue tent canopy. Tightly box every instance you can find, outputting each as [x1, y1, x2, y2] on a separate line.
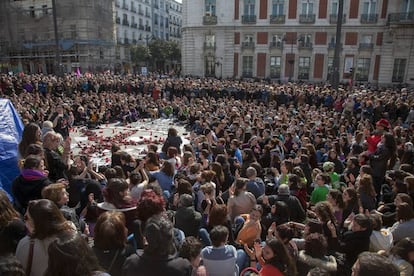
[0, 99, 24, 201]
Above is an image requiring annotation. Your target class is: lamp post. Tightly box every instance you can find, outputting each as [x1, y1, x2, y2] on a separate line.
[283, 35, 296, 81]
[331, 0, 344, 90]
[51, 0, 62, 76]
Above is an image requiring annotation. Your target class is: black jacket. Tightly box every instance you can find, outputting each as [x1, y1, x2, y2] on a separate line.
[12, 175, 52, 213]
[174, 206, 202, 237]
[122, 252, 192, 276]
[265, 194, 306, 222]
[333, 229, 372, 266]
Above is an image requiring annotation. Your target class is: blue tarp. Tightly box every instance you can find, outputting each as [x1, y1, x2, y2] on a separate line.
[0, 99, 24, 201]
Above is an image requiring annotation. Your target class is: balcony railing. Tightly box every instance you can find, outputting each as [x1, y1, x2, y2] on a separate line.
[242, 15, 257, 24]
[299, 14, 316, 23]
[124, 38, 129, 44]
[203, 15, 217, 25]
[145, 26, 151, 32]
[139, 24, 144, 30]
[115, 1, 120, 7]
[131, 23, 137, 28]
[269, 14, 285, 24]
[116, 17, 121, 24]
[359, 43, 374, 50]
[329, 14, 346, 24]
[241, 41, 255, 49]
[132, 39, 137, 44]
[131, 7, 137, 13]
[203, 42, 216, 50]
[145, 13, 151, 18]
[122, 4, 129, 10]
[298, 41, 313, 49]
[138, 10, 144, 15]
[328, 42, 343, 49]
[388, 12, 414, 24]
[242, 71, 253, 78]
[122, 19, 129, 26]
[269, 41, 283, 49]
[360, 13, 378, 23]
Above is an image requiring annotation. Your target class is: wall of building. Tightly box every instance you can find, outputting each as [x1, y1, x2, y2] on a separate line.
[182, 0, 414, 85]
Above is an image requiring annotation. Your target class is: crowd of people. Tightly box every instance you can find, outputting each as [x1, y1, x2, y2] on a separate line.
[1, 72, 414, 276]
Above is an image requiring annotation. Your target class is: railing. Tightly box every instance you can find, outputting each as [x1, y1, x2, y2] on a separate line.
[131, 7, 137, 13]
[299, 14, 316, 23]
[145, 13, 151, 18]
[122, 19, 129, 26]
[116, 17, 121, 24]
[139, 24, 144, 30]
[242, 15, 257, 24]
[241, 41, 255, 49]
[269, 14, 285, 24]
[131, 23, 137, 28]
[329, 14, 346, 24]
[122, 4, 129, 10]
[132, 39, 137, 44]
[328, 42, 343, 49]
[269, 41, 283, 49]
[388, 12, 414, 24]
[203, 42, 216, 50]
[145, 26, 151, 32]
[115, 1, 120, 7]
[360, 13, 378, 23]
[242, 71, 253, 77]
[138, 10, 144, 15]
[359, 43, 374, 49]
[203, 15, 217, 25]
[298, 41, 313, 49]
[124, 38, 129, 44]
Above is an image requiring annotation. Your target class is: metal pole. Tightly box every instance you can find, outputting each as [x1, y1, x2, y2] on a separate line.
[331, 0, 344, 90]
[289, 41, 294, 81]
[52, 0, 61, 76]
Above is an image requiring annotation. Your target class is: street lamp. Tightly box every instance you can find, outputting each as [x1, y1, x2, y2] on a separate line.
[283, 35, 298, 82]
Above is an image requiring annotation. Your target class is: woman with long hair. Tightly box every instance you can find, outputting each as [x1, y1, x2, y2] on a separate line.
[358, 174, 377, 211]
[149, 161, 175, 199]
[18, 123, 41, 158]
[245, 237, 297, 276]
[227, 178, 256, 223]
[97, 178, 138, 234]
[0, 190, 26, 256]
[15, 199, 74, 276]
[45, 232, 108, 276]
[327, 189, 345, 226]
[342, 187, 360, 227]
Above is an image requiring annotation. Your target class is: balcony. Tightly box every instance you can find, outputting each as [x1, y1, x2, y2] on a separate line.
[241, 41, 255, 49]
[269, 41, 283, 49]
[145, 13, 151, 18]
[122, 19, 129, 26]
[139, 24, 144, 30]
[359, 43, 374, 50]
[329, 14, 346, 24]
[269, 14, 285, 24]
[154, 4, 159, 9]
[138, 10, 144, 15]
[145, 26, 151, 32]
[242, 71, 253, 78]
[388, 12, 414, 25]
[115, 1, 120, 7]
[124, 38, 129, 44]
[116, 17, 121, 24]
[132, 39, 137, 44]
[242, 15, 257, 24]
[360, 13, 378, 24]
[298, 41, 313, 50]
[122, 4, 129, 10]
[203, 42, 216, 50]
[299, 14, 316, 24]
[203, 15, 217, 25]
[131, 7, 137, 13]
[131, 23, 137, 28]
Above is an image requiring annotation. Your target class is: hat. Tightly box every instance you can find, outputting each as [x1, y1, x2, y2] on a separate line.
[179, 194, 194, 207]
[376, 119, 390, 129]
[278, 184, 290, 195]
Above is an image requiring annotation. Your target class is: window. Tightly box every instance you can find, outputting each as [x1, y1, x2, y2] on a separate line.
[401, 0, 414, 13]
[205, 34, 215, 47]
[205, 55, 215, 76]
[154, 14, 159, 25]
[331, 0, 338, 14]
[298, 57, 311, 79]
[205, 0, 216, 16]
[363, 0, 376, 14]
[42, 5, 48, 15]
[302, 0, 314, 14]
[272, 0, 284, 15]
[242, 56, 253, 77]
[392, 59, 406, 82]
[356, 58, 370, 81]
[271, 34, 283, 47]
[29, 6, 35, 17]
[270, 56, 281, 78]
[327, 57, 334, 79]
[244, 0, 255, 15]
